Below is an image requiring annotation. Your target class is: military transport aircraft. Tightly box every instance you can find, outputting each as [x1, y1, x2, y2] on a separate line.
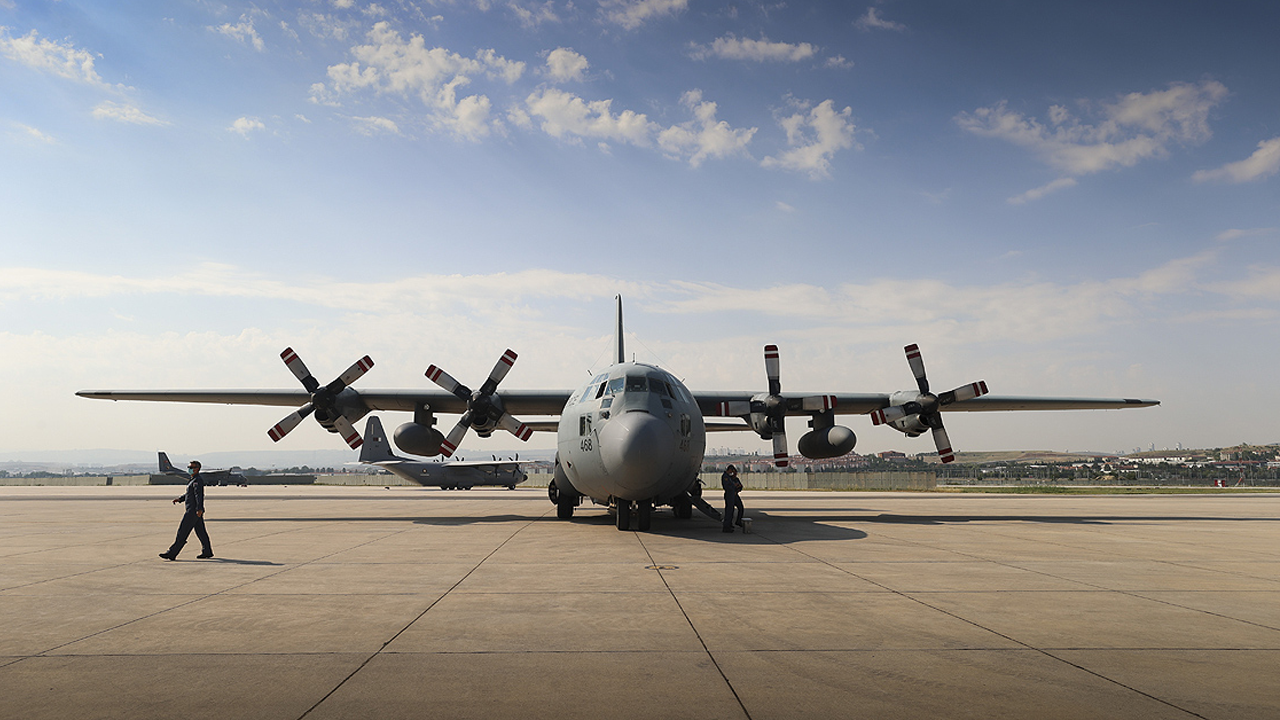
[79, 297, 1158, 531]
[357, 416, 526, 490]
[158, 452, 245, 486]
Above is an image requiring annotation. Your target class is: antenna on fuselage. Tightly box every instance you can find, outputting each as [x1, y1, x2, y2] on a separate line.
[615, 294, 625, 365]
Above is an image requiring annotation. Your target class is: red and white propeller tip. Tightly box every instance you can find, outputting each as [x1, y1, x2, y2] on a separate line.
[425, 349, 532, 458]
[268, 348, 373, 450]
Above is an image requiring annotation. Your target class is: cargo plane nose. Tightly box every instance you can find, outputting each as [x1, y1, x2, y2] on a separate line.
[598, 411, 675, 498]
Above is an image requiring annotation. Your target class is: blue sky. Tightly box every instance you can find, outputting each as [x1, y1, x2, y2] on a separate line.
[2, 1, 1278, 459]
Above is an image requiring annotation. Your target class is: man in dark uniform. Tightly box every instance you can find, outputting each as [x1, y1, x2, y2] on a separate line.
[721, 464, 744, 533]
[160, 460, 213, 560]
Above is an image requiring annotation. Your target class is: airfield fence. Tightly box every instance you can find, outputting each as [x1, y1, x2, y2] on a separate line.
[1, 470, 937, 490]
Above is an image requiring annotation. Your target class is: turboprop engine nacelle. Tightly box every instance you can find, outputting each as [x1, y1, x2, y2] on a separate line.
[395, 422, 445, 456]
[797, 425, 857, 459]
[884, 390, 929, 437]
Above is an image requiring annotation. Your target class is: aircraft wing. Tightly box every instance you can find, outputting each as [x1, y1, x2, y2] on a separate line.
[935, 396, 1159, 412]
[444, 459, 523, 469]
[80, 389, 1155, 418]
[694, 393, 890, 417]
[693, 392, 1158, 419]
[76, 389, 573, 417]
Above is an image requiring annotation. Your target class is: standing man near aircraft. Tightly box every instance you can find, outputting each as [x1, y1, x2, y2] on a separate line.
[160, 460, 213, 560]
[721, 464, 744, 533]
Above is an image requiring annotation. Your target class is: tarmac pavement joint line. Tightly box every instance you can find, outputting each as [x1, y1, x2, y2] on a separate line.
[1, 518, 423, 670]
[294, 508, 548, 720]
[635, 533, 752, 720]
[861, 520, 1280, 637]
[746, 519, 1214, 719]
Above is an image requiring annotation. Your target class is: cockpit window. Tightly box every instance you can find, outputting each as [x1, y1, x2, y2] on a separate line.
[580, 374, 608, 403]
[648, 377, 669, 397]
[606, 377, 625, 396]
[626, 376, 648, 393]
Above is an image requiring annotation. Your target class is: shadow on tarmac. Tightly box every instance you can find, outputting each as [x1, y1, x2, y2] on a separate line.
[213, 515, 532, 525]
[865, 513, 1280, 525]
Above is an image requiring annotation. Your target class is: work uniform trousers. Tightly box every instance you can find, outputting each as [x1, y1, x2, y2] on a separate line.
[723, 493, 744, 530]
[167, 511, 212, 556]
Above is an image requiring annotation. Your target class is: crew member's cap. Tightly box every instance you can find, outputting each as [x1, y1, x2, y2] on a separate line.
[188, 460, 201, 469]
[727, 464, 737, 473]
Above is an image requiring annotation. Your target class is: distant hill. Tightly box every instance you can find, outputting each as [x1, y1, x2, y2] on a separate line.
[919, 450, 1115, 465]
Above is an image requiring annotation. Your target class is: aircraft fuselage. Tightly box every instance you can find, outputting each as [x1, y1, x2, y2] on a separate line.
[556, 361, 706, 506]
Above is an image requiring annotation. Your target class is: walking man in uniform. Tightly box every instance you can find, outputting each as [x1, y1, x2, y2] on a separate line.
[160, 460, 213, 560]
[721, 464, 744, 533]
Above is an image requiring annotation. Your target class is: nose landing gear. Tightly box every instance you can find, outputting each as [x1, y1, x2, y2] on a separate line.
[614, 499, 653, 531]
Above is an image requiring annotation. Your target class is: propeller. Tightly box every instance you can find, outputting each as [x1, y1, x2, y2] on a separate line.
[715, 345, 837, 468]
[425, 349, 533, 458]
[869, 344, 988, 463]
[267, 348, 374, 449]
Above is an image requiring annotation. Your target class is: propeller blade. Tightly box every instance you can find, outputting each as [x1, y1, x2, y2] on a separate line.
[331, 414, 363, 449]
[281, 348, 320, 393]
[772, 430, 790, 467]
[870, 405, 909, 426]
[334, 355, 375, 389]
[425, 365, 470, 400]
[715, 400, 751, 416]
[931, 423, 955, 463]
[801, 395, 837, 412]
[439, 418, 470, 458]
[268, 404, 313, 443]
[479, 349, 518, 395]
[764, 345, 782, 396]
[905, 344, 929, 394]
[498, 413, 533, 442]
[941, 380, 989, 405]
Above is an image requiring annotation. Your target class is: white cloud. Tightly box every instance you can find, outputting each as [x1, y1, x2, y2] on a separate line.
[229, 116, 266, 136]
[92, 101, 168, 126]
[1214, 227, 1278, 243]
[600, 0, 688, 30]
[0, 28, 110, 87]
[1007, 177, 1077, 205]
[825, 55, 853, 70]
[524, 87, 655, 146]
[313, 22, 524, 139]
[545, 47, 588, 83]
[511, 1, 561, 27]
[211, 17, 265, 51]
[11, 122, 56, 144]
[856, 7, 906, 32]
[352, 115, 400, 135]
[7, 249, 1268, 454]
[761, 99, 858, 179]
[1193, 137, 1280, 184]
[690, 35, 817, 63]
[297, 12, 360, 42]
[956, 80, 1229, 176]
[657, 89, 756, 167]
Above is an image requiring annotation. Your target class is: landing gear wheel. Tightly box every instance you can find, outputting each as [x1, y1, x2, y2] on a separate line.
[673, 499, 693, 519]
[615, 500, 632, 531]
[637, 500, 652, 532]
[556, 498, 575, 519]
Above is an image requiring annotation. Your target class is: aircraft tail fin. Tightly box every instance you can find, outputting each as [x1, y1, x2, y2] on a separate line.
[615, 294, 625, 364]
[358, 416, 400, 463]
[158, 451, 178, 474]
